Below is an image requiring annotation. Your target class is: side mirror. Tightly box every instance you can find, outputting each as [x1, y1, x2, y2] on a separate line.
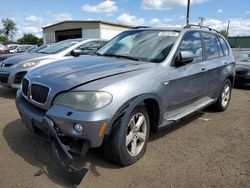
[174, 51, 194, 66]
[71, 49, 82, 57]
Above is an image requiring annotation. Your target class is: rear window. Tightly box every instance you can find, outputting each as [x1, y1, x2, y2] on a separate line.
[202, 32, 220, 60]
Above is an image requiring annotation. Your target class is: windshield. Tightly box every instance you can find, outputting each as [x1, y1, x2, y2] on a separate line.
[32, 45, 49, 53]
[233, 51, 250, 63]
[16, 45, 33, 52]
[26, 46, 37, 52]
[39, 40, 80, 54]
[97, 30, 179, 63]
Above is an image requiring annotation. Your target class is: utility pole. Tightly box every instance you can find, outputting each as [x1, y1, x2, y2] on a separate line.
[226, 20, 230, 40]
[186, 0, 191, 25]
[198, 17, 205, 27]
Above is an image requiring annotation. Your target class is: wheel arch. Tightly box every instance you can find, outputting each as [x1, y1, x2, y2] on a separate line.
[108, 93, 163, 134]
[227, 75, 235, 86]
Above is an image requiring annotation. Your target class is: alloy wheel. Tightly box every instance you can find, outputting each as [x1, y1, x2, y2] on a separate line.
[126, 112, 147, 157]
[221, 83, 231, 108]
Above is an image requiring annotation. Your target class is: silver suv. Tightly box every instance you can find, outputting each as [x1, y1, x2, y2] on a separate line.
[16, 26, 235, 184]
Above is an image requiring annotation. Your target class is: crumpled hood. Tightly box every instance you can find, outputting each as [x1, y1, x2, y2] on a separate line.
[27, 55, 156, 92]
[2, 53, 50, 65]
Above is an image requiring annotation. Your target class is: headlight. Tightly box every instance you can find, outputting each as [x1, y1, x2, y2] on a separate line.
[16, 61, 41, 68]
[53, 91, 112, 111]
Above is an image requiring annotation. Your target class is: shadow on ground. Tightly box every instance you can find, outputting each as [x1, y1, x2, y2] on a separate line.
[149, 112, 204, 141]
[3, 119, 119, 187]
[0, 87, 17, 99]
[3, 113, 204, 186]
[234, 85, 250, 90]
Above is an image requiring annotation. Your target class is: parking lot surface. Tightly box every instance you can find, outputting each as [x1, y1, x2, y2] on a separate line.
[0, 87, 249, 188]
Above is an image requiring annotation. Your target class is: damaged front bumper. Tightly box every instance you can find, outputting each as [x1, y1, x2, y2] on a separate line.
[42, 116, 89, 185]
[15, 91, 109, 185]
[21, 110, 90, 185]
[51, 141, 89, 185]
[44, 116, 89, 185]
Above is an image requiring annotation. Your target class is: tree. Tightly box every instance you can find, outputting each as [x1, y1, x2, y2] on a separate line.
[219, 30, 228, 38]
[0, 35, 8, 43]
[17, 33, 43, 45]
[0, 18, 17, 41]
[37, 38, 43, 45]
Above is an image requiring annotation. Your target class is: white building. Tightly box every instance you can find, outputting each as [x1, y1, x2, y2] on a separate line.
[42, 20, 132, 44]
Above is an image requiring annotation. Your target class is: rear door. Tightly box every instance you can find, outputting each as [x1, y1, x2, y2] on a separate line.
[201, 32, 232, 99]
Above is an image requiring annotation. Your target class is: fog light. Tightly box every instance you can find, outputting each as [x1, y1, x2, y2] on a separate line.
[74, 123, 83, 133]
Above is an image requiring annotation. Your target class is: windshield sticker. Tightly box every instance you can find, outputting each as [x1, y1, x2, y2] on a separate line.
[158, 32, 179, 37]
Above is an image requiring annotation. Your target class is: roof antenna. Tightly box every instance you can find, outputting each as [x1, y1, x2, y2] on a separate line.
[226, 20, 230, 40]
[186, 0, 191, 26]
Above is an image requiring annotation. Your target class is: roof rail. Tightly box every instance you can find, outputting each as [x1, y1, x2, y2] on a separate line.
[132, 26, 151, 29]
[184, 24, 219, 33]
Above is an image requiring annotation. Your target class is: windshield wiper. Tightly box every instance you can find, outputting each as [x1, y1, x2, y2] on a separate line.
[97, 53, 140, 61]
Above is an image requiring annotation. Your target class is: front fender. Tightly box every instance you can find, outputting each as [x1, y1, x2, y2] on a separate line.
[108, 93, 163, 133]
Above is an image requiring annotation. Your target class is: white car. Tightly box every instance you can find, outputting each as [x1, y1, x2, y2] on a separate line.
[7, 44, 20, 53]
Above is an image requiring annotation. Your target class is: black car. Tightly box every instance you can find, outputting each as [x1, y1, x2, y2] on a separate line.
[233, 49, 250, 86]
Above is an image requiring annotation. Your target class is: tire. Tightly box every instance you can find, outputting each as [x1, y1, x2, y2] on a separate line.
[102, 106, 150, 166]
[212, 79, 232, 112]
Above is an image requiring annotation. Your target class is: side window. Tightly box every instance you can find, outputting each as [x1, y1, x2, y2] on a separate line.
[216, 36, 224, 56]
[218, 36, 229, 55]
[77, 41, 106, 55]
[178, 31, 203, 63]
[202, 32, 220, 60]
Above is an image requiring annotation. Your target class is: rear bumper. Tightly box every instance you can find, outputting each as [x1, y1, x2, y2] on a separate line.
[235, 74, 250, 86]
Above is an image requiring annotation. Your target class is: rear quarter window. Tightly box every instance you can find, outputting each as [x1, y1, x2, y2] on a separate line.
[218, 36, 229, 55]
[216, 37, 224, 56]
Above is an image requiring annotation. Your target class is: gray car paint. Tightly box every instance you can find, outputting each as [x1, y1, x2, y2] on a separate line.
[16, 28, 235, 148]
[0, 53, 21, 62]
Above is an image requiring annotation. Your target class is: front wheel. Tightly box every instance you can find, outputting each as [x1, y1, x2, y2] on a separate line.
[102, 106, 150, 166]
[212, 79, 232, 112]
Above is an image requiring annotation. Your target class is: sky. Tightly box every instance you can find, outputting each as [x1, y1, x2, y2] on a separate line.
[0, 0, 250, 40]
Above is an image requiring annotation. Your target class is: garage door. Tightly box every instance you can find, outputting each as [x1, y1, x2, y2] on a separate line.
[55, 28, 82, 42]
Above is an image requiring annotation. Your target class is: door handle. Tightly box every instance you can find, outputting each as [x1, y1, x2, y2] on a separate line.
[201, 68, 207, 72]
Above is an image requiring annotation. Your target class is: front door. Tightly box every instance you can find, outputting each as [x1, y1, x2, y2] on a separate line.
[161, 31, 208, 118]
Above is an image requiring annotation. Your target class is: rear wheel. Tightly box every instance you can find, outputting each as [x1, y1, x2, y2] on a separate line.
[102, 106, 150, 166]
[212, 79, 232, 111]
